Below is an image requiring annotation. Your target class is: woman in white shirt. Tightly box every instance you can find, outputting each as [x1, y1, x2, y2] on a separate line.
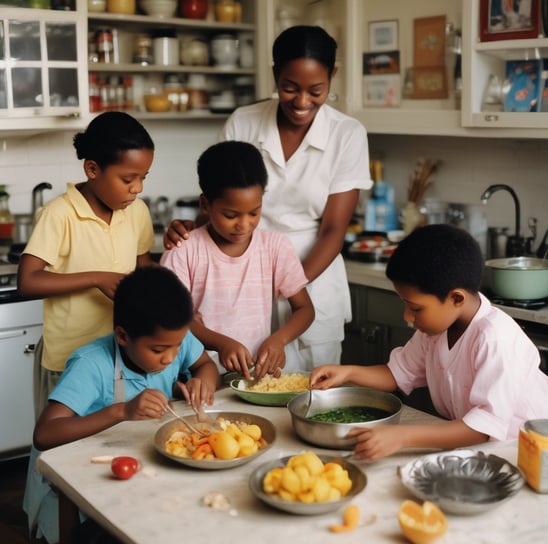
[166, 26, 372, 373]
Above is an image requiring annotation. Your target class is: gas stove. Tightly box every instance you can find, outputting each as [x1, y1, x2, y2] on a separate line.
[491, 297, 548, 310]
[0, 262, 19, 303]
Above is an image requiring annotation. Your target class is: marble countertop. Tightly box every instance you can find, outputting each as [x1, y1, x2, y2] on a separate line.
[36, 388, 547, 544]
[344, 259, 548, 326]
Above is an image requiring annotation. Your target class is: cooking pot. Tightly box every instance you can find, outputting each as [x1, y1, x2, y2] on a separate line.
[484, 257, 548, 300]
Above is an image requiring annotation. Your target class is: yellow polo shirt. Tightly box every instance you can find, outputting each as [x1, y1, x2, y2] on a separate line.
[23, 183, 154, 372]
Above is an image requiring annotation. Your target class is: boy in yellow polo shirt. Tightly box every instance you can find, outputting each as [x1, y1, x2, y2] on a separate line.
[17, 111, 157, 417]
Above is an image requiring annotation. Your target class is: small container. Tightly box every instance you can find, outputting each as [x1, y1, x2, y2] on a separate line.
[210, 34, 239, 68]
[238, 32, 254, 68]
[518, 419, 548, 493]
[87, 0, 106, 11]
[0, 185, 15, 240]
[163, 74, 184, 111]
[133, 34, 153, 65]
[180, 37, 209, 66]
[96, 28, 114, 64]
[106, 0, 135, 13]
[179, 0, 208, 19]
[214, 0, 241, 22]
[153, 36, 179, 66]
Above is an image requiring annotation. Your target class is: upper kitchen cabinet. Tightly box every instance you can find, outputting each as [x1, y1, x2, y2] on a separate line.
[461, 0, 548, 138]
[0, 0, 88, 134]
[87, 0, 258, 119]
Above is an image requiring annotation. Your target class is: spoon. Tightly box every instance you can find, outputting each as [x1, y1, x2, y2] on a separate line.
[303, 389, 315, 418]
[164, 404, 207, 437]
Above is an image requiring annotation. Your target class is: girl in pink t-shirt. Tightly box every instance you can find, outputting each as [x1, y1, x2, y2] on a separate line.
[310, 224, 548, 460]
[162, 141, 314, 380]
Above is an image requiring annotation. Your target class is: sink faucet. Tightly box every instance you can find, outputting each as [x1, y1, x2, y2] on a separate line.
[32, 182, 52, 218]
[480, 184, 528, 256]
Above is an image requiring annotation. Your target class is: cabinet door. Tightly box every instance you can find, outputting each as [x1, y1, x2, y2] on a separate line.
[0, 323, 42, 456]
[0, 3, 87, 133]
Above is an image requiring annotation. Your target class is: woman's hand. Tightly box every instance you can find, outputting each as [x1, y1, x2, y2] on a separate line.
[163, 219, 195, 249]
[124, 389, 167, 420]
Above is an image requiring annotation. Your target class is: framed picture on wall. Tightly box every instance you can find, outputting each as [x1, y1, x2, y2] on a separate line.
[412, 66, 448, 99]
[413, 15, 447, 67]
[480, 0, 540, 41]
[368, 20, 398, 52]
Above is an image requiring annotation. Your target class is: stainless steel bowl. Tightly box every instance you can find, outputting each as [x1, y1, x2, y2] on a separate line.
[484, 257, 548, 300]
[287, 386, 402, 449]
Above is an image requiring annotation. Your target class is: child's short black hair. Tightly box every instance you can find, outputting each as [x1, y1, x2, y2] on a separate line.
[114, 267, 193, 338]
[386, 224, 484, 301]
[73, 111, 154, 170]
[272, 25, 337, 79]
[197, 141, 267, 202]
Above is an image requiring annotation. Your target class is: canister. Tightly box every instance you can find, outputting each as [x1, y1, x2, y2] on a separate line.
[153, 36, 179, 66]
[518, 419, 548, 492]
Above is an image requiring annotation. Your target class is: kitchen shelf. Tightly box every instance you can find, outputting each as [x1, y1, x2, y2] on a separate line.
[89, 62, 254, 75]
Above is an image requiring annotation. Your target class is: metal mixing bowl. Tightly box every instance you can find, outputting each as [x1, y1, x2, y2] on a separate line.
[287, 386, 402, 449]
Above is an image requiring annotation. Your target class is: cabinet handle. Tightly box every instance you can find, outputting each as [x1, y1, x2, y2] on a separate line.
[24, 343, 37, 354]
[484, 114, 499, 122]
[365, 325, 381, 343]
[0, 328, 27, 340]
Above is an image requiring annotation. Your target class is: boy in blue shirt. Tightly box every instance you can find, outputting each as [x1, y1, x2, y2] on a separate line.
[24, 266, 220, 543]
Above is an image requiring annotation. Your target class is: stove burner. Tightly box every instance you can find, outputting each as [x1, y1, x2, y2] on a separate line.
[491, 297, 548, 309]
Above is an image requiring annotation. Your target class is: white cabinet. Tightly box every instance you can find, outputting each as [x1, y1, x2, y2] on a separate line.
[87, 0, 258, 120]
[0, 299, 42, 458]
[462, 0, 548, 138]
[0, 1, 88, 134]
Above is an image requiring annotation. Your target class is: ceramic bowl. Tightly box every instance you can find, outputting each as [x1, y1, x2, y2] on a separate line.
[143, 94, 171, 112]
[139, 0, 177, 17]
[249, 454, 367, 515]
[154, 410, 276, 469]
[287, 386, 402, 449]
[398, 449, 524, 515]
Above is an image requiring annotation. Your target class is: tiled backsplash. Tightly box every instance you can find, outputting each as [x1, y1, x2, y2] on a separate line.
[1, 122, 546, 247]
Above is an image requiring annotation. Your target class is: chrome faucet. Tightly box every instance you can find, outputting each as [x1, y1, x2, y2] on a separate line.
[480, 184, 528, 257]
[32, 182, 52, 218]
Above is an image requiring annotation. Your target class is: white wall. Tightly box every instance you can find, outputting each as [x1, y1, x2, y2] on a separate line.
[1, 120, 547, 251]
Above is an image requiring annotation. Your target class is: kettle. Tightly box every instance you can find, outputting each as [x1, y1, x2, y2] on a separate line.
[537, 229, 548, 259]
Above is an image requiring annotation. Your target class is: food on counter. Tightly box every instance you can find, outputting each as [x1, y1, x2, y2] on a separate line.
[308, 406, 392, 424]
[328, 503, 360, 532]
[397, 500, 447, 544]
[165, 418, 267, 461]
[247, 373, 309, 393]
[262, 452, 353, 503]
[111, 456, 140, 480]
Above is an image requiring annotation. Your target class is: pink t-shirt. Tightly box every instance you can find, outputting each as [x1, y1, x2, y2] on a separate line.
[161, 226, 308, 359]
[387, 293, 548, 440]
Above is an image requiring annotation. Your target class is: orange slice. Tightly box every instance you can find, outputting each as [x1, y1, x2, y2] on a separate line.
[328, 504, 360, 533]
[397, 500, 447, 544]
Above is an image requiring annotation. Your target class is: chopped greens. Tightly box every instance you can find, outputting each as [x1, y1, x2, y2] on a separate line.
[308, 406, 391, 423]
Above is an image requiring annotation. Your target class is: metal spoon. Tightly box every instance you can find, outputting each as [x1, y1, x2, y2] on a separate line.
[303, 389, 315, 418]
[164, 404, 207, 437]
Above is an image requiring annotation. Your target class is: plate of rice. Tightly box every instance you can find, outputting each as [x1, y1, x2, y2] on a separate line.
[230, 372, 310, 406]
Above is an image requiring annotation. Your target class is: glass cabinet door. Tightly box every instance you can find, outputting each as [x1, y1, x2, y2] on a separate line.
[0, 8, 84, 120]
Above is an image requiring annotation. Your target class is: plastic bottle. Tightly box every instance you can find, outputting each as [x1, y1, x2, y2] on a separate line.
[0, 185, 15, 240]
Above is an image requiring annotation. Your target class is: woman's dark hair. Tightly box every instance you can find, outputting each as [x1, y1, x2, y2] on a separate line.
[114, 266, 193, 338]
[272, 25, 337, 79]
[197, 141, 267, 202]
[73, 111, 154, 170]
[386, 224, 484, 301]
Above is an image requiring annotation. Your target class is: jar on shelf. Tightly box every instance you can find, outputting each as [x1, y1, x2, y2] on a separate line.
[238, 32, 253, 68]
[133, 34, 153, 65]
[152, 32, 179, 66]
[210, 34, 239, 69]
[180, 36, 209, 66]
[89, 72, 102, 112]
[106, 0, 135, 14]
[179, 0, 208, 19]
[96, 28, 114, 64]
[186, 74, 208, 111]
[214, 0, 241, 22]
[0, 185, 15, 241]
[163, 74, 184, 112]
[87, 0, 106, 12]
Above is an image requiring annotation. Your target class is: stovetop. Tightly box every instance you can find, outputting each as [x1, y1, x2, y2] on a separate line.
[491, 297, 548, 310]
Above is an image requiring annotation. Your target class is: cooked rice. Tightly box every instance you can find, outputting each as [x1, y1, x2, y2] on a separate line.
[248, 373, 309, 393]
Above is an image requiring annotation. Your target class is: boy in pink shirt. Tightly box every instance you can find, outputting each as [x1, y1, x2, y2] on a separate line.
[310, 224, 548, 460]
[162, 141, 314, 380]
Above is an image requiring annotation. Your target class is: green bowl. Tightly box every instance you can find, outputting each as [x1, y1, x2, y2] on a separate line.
[229, 375, 308, 407]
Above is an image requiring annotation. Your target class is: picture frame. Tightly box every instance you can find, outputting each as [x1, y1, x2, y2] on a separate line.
[480, 0, 540, 42]
[413, 15, 447, 67]
[363, 50, 400, 75]
[368, 20, 399, 52]
[363, 74, 401, 107]
[412, 66, 448, 99]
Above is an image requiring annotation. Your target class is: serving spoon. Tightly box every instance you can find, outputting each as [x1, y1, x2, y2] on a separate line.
[164, 403, 207, 437]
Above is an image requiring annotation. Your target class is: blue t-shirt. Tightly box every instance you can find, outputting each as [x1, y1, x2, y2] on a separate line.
[49, 331, 204, 416]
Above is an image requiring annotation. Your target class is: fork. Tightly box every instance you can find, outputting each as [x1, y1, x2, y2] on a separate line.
[164, 403, 207, 437]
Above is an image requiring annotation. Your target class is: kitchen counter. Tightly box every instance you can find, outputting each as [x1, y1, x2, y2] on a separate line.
[345, 259, 548, 326]
[36, 388, 547, 544]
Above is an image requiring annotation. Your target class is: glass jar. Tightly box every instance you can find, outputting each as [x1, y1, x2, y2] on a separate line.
[0, 185, 15, 240]
[163, 74, 184, 112]
[133, 34, 153, 65]
[96, 28, 113, 64]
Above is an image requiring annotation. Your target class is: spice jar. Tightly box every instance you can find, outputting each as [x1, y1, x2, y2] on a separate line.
[186, 74, 208, 110]
[133, 34, 153, 65]
[96, 28, 114, 64]
[163, 74, 184, 112]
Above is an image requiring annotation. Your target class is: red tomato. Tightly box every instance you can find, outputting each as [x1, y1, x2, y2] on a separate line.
[111, 456, 140, 480]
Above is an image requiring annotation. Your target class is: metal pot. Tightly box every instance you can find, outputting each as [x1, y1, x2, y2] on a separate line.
[484, 257, 548, 300]
[287, 386, 402, 449]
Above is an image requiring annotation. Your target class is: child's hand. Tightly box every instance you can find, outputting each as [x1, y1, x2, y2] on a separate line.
[96, 271, 126, 300]
[217, 339, 254, 378]
[309, 364, 349, 389]
[347, 425, 405, 461]
[163, 219, 194, 249]
[124, 389, 167, 420]
[254, 338, 286, 379]
[177, 377, 215, 409]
